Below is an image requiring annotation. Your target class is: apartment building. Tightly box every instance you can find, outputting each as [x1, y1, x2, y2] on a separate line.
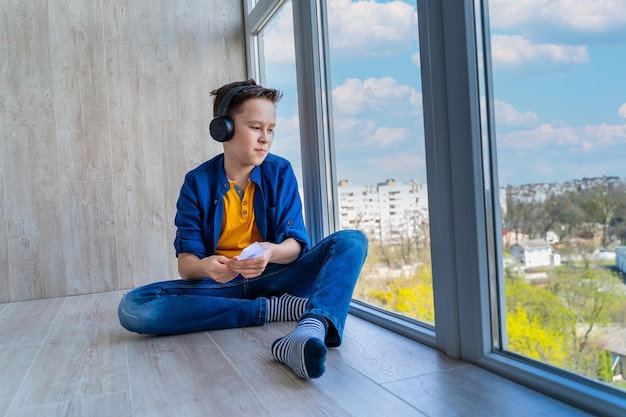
[337, 179, 428, 244]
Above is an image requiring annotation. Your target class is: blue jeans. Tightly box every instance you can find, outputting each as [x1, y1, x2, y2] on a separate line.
[118, 230, 368, 347]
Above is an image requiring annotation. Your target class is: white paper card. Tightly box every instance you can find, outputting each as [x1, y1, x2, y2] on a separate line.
[237, 242, 268, 260]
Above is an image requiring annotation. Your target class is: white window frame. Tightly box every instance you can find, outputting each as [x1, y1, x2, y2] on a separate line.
[244, 1, 626, 415]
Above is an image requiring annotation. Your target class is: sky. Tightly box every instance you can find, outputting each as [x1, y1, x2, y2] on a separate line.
[262, 0, 626, 188]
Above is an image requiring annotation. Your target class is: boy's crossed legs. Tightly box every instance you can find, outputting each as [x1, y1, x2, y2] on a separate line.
[118, 230, 368, 380]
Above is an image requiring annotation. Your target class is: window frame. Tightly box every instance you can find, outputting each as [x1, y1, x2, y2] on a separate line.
[245, 1, 626, 415]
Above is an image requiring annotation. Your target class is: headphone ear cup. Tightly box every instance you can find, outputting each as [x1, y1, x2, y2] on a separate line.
[209, 116, 235, 142]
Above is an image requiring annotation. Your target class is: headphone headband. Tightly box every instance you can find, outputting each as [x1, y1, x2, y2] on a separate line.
[216, 84, 251, 117]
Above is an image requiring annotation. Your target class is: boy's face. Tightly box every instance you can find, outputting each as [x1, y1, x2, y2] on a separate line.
[223, 97, 276, 170]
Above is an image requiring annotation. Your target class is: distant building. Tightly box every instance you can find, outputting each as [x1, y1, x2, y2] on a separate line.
[502, 230, 529, 247]
[616, 246, 626, 274]
[545, 230, 560, 244]
[511, 239, 561, 268]
[505, 176, 624, 204]
[337, 179, 428, 245]
[598, 325, 626, 383]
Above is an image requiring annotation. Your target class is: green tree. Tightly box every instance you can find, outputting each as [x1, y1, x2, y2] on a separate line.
[506, 307, 569, 367]
[367, 264, 434, 324]
[504, 271, 574, 367]
[505, 271, 575, 333]
[596, 349, 614, 384]
[547, 264, 625, 379]
[503, 266, 626, 383]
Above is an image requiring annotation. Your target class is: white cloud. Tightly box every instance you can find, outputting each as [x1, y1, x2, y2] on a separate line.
[264, 0, 419, 64]
[491, 34, 588, 73]
[493, 99, 541, 127]
[337, 152, 427, 186]
[489, 0, 626, 35]
[619, 103, 626, 119]
[274, 115, 300, 151]
[367, 126, 411, 149]
[332, 116, 414, 151]
[263, 2, 296, 64]
[411, 52, 420, 68]
[332, 116, 375, 144]
[328, 0, 417, 57]
[498, 122, 626, 152]
[332, 77, 421, 116]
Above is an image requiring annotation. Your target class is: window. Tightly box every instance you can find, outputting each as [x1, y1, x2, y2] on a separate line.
[245, 1, 306, 214]
[325, 0, 434, 327]
[246, 0, 626, 414]
[485, 0, 626, 395]
[251, 1, 303, 184]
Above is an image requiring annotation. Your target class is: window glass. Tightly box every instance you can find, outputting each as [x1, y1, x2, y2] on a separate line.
[487, 0, 626, 391]
[246, 0, 260, 13]
[327, 0, 433, 325]
[255, 1, 305, 199]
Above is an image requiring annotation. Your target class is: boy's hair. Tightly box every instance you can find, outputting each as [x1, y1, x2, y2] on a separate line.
[210, 79, 283, 119]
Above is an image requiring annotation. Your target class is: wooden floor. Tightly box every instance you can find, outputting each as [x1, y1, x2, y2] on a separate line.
[0, 291, 594, 417]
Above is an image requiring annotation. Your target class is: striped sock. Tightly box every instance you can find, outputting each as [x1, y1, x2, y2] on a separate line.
[267, 293, 308, 322]
[271, 316, 327, 379]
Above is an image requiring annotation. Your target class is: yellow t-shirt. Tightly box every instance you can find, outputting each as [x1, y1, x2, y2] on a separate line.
[215, 180, 262, 258]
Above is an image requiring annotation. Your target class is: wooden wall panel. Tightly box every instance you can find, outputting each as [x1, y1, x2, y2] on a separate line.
[0, 0, 246, 301]
[153, 0, 209, 122]
[0, 220, 8, 302]
[102, 0, 170, 288]
[0, 0, 66, 301]
[0, 118, 8, 301]
[103, 0, 155, 45]
[62, 180, 118, 295]
[205, 0, 248, 89]
[106, 42, 170, 290]
[49, 0, 112, 183]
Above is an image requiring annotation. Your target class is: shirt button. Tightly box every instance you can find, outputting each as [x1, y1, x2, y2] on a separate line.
[287, 220, 293, 225]
[243, 201, 248, 205]
[242, 210, 248, 215]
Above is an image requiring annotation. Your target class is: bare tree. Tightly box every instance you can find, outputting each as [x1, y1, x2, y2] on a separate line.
[580, 183, 626, 248]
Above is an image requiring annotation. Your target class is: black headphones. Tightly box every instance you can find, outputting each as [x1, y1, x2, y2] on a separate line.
[209, 84, 251, 142]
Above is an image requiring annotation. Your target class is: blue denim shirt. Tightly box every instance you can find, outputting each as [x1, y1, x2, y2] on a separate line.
[173, 153, 310, 259]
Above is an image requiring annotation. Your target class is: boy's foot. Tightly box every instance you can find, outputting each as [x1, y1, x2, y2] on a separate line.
[271, 316, 327, 379]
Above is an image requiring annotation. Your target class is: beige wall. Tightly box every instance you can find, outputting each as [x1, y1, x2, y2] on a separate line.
[0, 0, 246, 302]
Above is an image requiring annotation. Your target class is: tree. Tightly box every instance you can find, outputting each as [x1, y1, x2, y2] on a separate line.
[596, 349, 614, 384]
[367, 264, 434, 324]
[504, 266, 626, 382]
[548, 264, 625, 369]
[504, 270, 573, 368]
[506, 307, 569, 367]
[547, 192, 586, 240]
[504, 197, 544, 240]
[505, 271, 575, 333]
[580, 184, 626, 248]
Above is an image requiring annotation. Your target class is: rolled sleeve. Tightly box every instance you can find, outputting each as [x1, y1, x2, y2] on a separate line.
[173, 160, 225, 258]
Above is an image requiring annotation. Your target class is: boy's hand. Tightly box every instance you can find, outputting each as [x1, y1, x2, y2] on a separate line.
[204, 255, 239, 283]
[227, 247, 272, 279]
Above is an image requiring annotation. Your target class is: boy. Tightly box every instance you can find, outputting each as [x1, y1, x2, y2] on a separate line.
[118, 80, 368, 379]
